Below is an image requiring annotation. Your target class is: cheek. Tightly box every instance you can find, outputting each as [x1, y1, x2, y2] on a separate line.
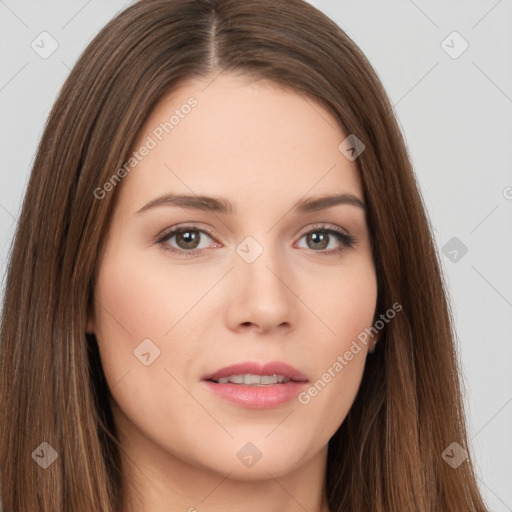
[90, 245, 213, 438]
[297, 255, 377, 422]
[91, 242, 206, 391]
[334, 266, 377, 343]
[93, 243, 210, 342]
[306, 253, 378, 350]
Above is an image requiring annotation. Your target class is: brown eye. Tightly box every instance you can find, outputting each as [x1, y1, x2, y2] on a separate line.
[305, 231, 329, 250]
[296, 225, 356, 255]
[157, 226, 218, 256]
[173, 229, 202, 250]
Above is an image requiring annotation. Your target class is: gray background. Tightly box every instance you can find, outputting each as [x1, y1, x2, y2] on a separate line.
[1, 0, 511, 509]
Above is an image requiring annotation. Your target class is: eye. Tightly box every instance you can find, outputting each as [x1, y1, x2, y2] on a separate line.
[295, 224, 356, 255]
[156, 226, 219, 256]
[155, 223, 356, 257]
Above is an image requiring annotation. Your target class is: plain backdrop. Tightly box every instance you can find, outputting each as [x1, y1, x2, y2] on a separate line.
[1, 0, 511, 509]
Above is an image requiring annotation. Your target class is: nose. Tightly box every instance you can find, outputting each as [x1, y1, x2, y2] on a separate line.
[225, 241, 297, 335]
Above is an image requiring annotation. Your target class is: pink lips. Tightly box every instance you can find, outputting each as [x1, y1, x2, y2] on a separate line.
[202, 360, 309, 409]
[202, 361, 308, 382]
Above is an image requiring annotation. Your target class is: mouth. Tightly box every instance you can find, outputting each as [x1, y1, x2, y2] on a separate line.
[206, 374, 298, 385]
[202, 360, 308, 383]
[201, 361, 309, 409]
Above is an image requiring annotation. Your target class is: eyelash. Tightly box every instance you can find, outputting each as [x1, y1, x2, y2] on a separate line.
[155, 223, 356, 258]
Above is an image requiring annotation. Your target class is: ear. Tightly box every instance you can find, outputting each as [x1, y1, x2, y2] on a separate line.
[368, 331, 381, 353]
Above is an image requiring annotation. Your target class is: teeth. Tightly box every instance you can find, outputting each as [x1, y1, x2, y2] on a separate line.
[214, 374, 289, 385]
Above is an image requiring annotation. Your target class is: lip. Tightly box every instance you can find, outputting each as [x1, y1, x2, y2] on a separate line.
[202, 360, 309, 382]
[201, 360, 309, 409]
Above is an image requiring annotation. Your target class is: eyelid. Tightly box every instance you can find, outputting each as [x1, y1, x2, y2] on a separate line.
[294, 223, 356, 255]
[296, 222, 351, 238]
[154, 223, 215, 243]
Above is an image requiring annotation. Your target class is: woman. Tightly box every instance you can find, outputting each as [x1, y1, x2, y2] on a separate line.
[0, 0, 489, 510]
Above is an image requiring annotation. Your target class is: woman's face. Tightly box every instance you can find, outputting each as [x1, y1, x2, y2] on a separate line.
[89, 73, 378, 481]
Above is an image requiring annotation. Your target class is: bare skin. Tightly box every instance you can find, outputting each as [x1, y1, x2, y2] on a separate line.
[88, 72, 379, 512]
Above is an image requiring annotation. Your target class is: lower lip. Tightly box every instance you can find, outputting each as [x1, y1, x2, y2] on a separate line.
[202, 380, 308, 409]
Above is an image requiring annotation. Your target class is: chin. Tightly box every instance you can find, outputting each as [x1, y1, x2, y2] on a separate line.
[193, 443, 312, 481]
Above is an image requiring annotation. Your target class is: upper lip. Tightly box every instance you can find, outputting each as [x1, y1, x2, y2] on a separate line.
[202, 361, 309, 382]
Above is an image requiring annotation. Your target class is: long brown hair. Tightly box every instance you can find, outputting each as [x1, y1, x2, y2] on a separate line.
[0, 0, 489, 510]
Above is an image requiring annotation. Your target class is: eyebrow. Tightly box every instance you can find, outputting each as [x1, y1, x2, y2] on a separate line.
[136, 192, 367, 215]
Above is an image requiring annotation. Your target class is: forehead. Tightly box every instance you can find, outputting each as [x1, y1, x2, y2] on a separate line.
[119, 73, 364, 211]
